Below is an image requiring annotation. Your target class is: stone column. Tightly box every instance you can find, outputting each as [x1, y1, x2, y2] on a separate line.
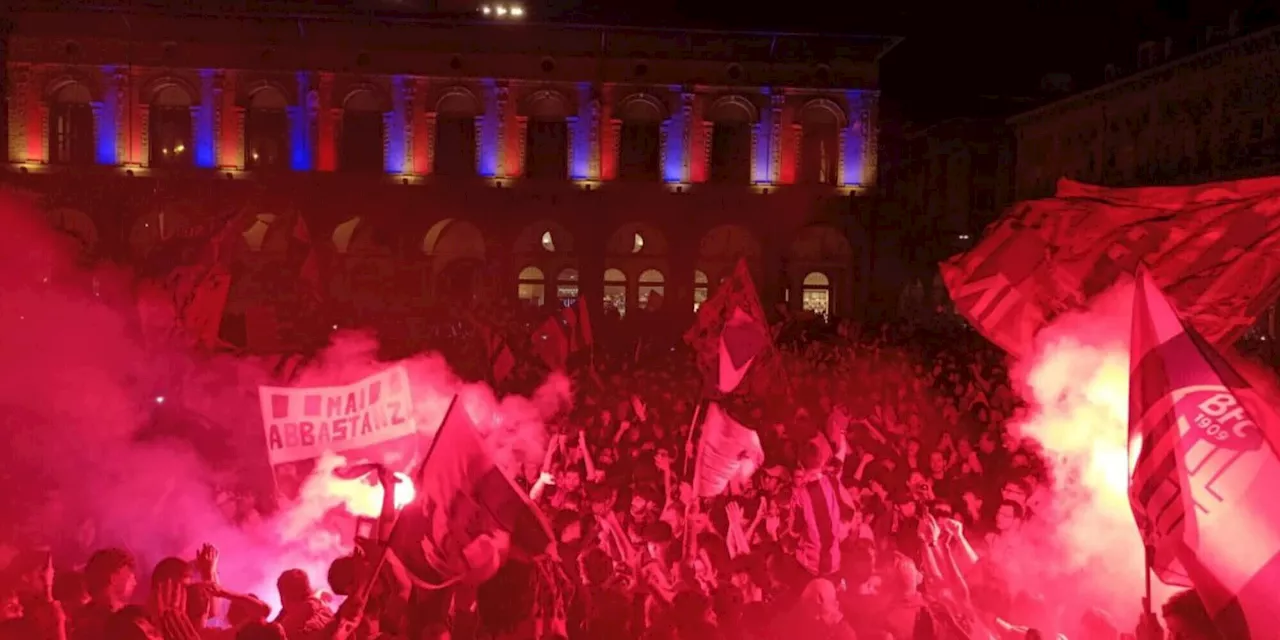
[234, 106, 247, 168]
[424, 112, 437, 175]
[36, 102, 50, 163]
[90, 101, 104, 162]
[862, 92, 880, 187]
[770, 94, 783, 184]
[381, 111, 393, 173]
[681, 90, 695, 183]
[138, 103, 151, 167]
[115, 69, 129, 164]
[212, 71, 226, 168]
[8, 66, 28, 162]
[316, 73, 336, 171]
[566, 115, 579, 179]
[586, 98, 601, 179]
[402, 80, 415, 175]
[512, 116, 528, 178]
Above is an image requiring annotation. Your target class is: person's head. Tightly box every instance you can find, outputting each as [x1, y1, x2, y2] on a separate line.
[928, 450, 946, 474]
[226, 595, 270, 629]
[1001, 479, 1029, 506]
[558, 468, 582, 493]
[643, 522, 674, 560]
[85, 548, 137, 606]
[235, 621, 287, 640]
[961, 490, 983, 512]
[995, 500, 1024, 533]
[1162, 589, 1219, 639]
[275, 569, 312, 606]
[799, 435, 832, 472]
[978, 432, 997, 454]
[906, 438, 922, 456]
[578, 547, 613, 587]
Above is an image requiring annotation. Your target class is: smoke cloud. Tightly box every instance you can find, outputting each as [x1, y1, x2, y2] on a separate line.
[0, 190, 570, 614]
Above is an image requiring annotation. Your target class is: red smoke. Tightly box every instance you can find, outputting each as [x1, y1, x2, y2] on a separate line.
[0, 190, 569, 614]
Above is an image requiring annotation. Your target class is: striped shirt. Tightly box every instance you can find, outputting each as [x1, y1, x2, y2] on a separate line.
[791, 473, 841, 577]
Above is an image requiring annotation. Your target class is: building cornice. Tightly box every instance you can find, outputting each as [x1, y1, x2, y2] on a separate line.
[1009, 23, 1280, 126]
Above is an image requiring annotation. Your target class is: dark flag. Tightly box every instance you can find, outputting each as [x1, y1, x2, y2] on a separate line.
[684, 258, 774, 396]
[388, 397, 554, 587]
[1129, 268, 1280, 638]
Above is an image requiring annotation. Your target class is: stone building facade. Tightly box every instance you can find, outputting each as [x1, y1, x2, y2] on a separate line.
[2, 9, 897, 350]
[1008, 22, 1280, 200]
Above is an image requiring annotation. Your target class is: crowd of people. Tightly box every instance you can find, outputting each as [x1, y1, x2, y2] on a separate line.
[0, 311, 1221, 640]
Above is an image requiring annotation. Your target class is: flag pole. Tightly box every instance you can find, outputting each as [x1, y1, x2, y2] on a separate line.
[1143, 543, 1155, 619]
[681, 401, 705, 478]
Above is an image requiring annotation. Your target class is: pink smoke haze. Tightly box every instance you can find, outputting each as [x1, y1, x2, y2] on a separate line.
[0, 191, 570, 615]
[995, 281, 1171, 629]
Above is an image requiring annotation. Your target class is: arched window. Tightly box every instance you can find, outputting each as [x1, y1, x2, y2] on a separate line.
[517, 266, 546, 307]
[708, 98, 754, 184]
[800, 102, 841, 185]
[638, 269, 665, 310]
[618, 96, 662, 181]
[150, 86, 193, 167]
[48, 83, 94, 165]
[525, 94, 568, 180]
[434, 91, 478, 177]
[341, 90, 385, 173]
[246, 87, 289, 170]
[693, 270, 710, 312]
[556, 268, 579, 302]
[802, 271, 831, 317]
[603, 268, 627, 316]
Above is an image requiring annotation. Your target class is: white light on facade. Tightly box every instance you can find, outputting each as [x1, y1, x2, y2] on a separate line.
[480, 5, 491, 13]
[495, 5, 508, 15]
[510, 6, 524, 16]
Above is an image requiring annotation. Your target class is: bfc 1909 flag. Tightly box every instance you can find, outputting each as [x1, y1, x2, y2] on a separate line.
[389, 396, 554, 586]
[943, 176, 1280, 357]
[1128, 270, 1280, 638]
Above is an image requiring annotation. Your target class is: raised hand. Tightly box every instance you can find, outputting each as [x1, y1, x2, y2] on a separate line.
[917, 513, 941, 545]
[938, 517, 963, 539]
[725, 501, 745, 526]
[196, 544, 219, 583]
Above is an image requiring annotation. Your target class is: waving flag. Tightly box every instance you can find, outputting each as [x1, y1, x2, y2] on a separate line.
[389, 397, 554, 587]
[531, 316, 570, 371]
[685, 258, 774, 395]
[944, 176, 1280, 357]
[1128, 269, 1280, 638]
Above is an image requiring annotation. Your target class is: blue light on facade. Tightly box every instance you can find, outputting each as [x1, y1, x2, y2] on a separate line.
[96, 66, 118, 165]
[569, 82, 592, 180]
[195, 70, 217, 168]
[843, 90, 865, 186]
[753, 89, 772, 183]
[478, 79, 500, 177]
[663, 88, 686, 183]
[289, 72, 312, 171]
[386, 76, 408, 174]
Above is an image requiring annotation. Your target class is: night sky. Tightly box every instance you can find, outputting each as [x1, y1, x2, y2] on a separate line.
[12, 0, 1280, 123]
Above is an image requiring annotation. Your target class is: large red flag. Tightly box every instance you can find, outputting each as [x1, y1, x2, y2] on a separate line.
[388, 397, 553, 587]
[944, 176, 1280, 357]
[1129, 269, 1280, 637]
[684, 258, 773, 395]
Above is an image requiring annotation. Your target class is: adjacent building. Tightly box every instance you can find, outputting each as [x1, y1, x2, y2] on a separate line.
[2, 8, 899, 350]
[1008, 19, 1280, 200]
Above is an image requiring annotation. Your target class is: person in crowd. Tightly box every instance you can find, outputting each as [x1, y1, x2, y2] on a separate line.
[73, 548, 137, 640]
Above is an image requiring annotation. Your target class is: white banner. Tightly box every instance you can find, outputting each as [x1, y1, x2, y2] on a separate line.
[258, 365, 416, 465]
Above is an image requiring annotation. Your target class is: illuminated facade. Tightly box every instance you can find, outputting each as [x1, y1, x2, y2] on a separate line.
[3, 9, 897, 349]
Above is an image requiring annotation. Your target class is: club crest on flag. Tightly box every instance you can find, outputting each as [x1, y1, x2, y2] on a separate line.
[1135, 384, 1265, 452]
